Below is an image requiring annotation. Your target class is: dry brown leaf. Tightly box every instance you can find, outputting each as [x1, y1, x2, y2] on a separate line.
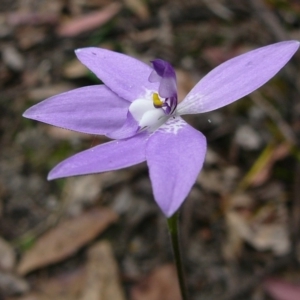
[131, 264, 181, 300]
[80, 241, 125, 300]
[17, 208, 118, 275]
[57, 3, 122, 37]
[224, 196, 290, 259]
[7, 12, 58, 26]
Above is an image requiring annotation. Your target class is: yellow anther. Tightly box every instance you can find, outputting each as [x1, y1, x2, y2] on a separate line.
[152, 93, 164, 107]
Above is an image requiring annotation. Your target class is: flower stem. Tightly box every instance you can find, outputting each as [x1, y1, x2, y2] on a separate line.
[167, 212, 189, 300]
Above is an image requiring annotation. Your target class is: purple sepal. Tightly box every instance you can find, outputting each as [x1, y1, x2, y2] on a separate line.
[178, 40, 300, 115]
[23, 85, 129, 136]
[75, 48, 159, 102]
[48, 132, 149, 180]
[146, 118, 207, 217]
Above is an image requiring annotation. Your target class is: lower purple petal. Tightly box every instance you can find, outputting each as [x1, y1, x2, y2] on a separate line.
[23, 85, 129, 135]
[48, 132, 149, 180]
[146, 118, 207, 217]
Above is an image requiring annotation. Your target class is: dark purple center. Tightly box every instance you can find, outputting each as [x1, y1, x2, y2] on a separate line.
[149, 59, 178, 115]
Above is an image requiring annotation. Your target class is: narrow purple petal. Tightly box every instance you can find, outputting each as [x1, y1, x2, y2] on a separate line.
[146, 118, 207, 217]
[48, 132, 149, 180]
[107, 112, 139, 139]
[149, 59, 177, 98]
[75, 48, 159, 102]
[178, 41, 300, 115]
[23, 85, 129, 135]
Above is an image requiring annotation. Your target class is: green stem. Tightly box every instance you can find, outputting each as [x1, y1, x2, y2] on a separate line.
[167, 212, 189, 300]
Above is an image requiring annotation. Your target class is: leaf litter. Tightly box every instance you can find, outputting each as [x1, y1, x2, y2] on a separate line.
[2, 0, 300, 299]
[17, 208, 118, 275]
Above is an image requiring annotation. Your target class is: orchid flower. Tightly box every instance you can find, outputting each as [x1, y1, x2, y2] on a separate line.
[23, 41, 299, 217]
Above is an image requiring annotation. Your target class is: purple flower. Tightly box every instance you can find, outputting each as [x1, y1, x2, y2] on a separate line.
[23, 41, 299, 217]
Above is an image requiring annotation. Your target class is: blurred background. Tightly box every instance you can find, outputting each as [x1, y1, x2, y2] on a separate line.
[1, 0, 300, 299]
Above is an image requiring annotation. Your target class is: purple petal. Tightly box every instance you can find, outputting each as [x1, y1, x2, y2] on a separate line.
[75, 48, 159, 102]
[178, 41, 300, 115]
[48, 132, 149, 180]
[23, 85, 129, 135]
[146, 118, 207, 217]
[149, 59, 177, 98]
[107, 112, 139, 139]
